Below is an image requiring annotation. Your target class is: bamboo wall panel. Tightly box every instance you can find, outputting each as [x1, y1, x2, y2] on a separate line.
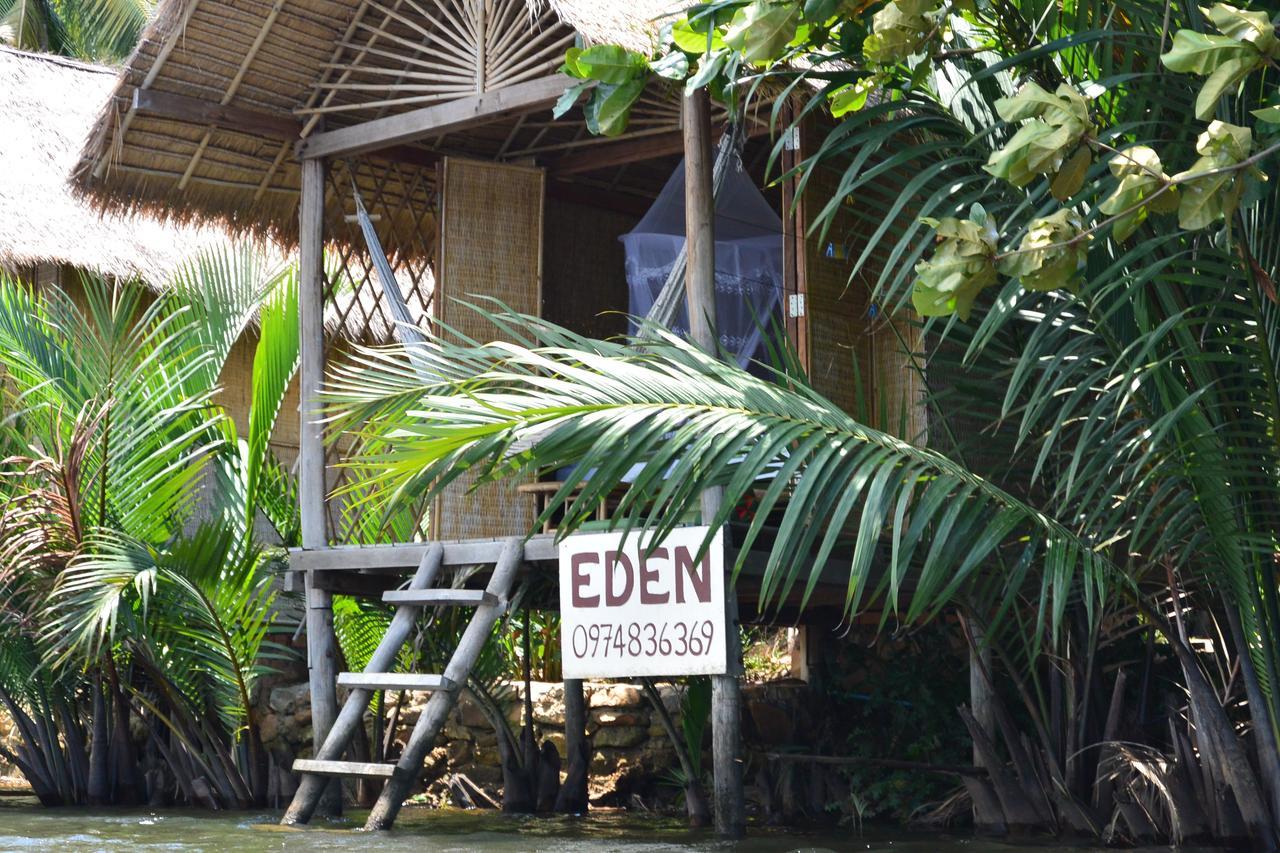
[434, 157, 544, 539]
[542, 197, 636, 340]
[799, 120, 925, 443]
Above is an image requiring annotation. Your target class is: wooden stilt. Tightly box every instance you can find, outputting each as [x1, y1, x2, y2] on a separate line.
[298, 156, 341, 817]
[555, 678, 589, 813]
[682, 89, 746, 840]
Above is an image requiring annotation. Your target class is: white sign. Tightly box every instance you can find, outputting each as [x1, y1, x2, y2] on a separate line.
[558, 526, 727, 679]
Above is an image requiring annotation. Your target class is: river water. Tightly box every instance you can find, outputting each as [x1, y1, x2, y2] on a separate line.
[0, 796, 1210, 852]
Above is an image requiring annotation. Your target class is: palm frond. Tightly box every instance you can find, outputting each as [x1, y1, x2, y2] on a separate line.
[328, 306, 1119, 636]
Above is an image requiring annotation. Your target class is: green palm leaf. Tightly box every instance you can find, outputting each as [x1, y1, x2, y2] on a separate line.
[327, 307, 1120, 635]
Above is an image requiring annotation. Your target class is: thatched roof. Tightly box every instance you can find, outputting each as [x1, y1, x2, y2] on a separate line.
[0, 46, 417, 341]
[0, 46, 226, 282]
[71, 0, 688, 249]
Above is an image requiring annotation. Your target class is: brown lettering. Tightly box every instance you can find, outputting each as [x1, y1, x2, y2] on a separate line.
[674, 545, 712, 604]
[604, 550, 635, 607]
[571, 552, 600, 607]
[639, 547, 669, 604]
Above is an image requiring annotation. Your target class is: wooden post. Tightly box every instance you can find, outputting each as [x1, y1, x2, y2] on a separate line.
[682, 89, 746, 840]
[555, 678, 589, 813]
[298, 156, 341, 817]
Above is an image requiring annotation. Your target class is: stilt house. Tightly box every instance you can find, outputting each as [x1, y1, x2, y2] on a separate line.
[72, 0, 925, 832]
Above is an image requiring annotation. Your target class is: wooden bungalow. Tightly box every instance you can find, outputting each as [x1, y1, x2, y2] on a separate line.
[71, 0, 927, 836]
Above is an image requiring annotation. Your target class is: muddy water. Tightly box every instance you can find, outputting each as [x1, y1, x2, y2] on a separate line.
[0, 796, 1211, 851]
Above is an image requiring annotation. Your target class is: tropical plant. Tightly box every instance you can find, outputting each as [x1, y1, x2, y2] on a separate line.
[0, 0, 153, 61]
[0, 245, 301, 807]
[315, 0, 1280, 843]
[548, 0, 1280, 844]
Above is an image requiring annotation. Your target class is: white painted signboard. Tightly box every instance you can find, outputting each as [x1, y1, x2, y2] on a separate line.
[558, 526, 727, 679]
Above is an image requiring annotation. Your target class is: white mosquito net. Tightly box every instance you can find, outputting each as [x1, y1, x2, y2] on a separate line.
[622, 155, 784, 366]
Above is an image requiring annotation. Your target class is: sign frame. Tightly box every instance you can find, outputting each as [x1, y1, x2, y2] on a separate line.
[558, 525, 727, 679]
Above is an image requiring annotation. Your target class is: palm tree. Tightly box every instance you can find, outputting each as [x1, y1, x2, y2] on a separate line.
[0, 245, 301, 807]
[0, 0, 152, 61]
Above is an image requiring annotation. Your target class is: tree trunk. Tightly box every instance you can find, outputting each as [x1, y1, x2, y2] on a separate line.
[1224, 604, 1280, 826]
[87, 674, 109, 806]
[554, 679, 589, 814]
[1167, 627, 1277, 845]
[535, 740, 561, 812]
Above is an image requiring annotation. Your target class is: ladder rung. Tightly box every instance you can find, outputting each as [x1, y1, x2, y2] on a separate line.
[337, 672, 453, 692]
[291, 759, 395, 779]
[383, 589, 494, 607]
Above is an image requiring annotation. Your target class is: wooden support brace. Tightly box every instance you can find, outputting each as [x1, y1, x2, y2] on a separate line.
[297, 74, 576, 160]
[132, 89, 301, 139]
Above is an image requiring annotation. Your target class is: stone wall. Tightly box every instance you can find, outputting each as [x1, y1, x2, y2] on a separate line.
[259, 676, 808, 804]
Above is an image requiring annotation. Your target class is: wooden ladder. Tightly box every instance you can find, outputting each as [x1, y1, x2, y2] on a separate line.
[282, 536, 524, 830]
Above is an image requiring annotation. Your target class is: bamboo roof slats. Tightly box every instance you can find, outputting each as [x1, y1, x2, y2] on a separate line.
[73, 0, 688, 246]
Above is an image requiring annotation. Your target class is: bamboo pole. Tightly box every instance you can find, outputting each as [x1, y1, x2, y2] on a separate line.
[298, 157, 341, 817]
[682, 89, 745, 840]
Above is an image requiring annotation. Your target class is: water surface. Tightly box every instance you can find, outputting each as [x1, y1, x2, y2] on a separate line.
[0, 795, 1198, 852]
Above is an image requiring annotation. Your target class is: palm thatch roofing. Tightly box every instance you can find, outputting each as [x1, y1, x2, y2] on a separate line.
[72, 0, 692, 253]
[0, 46, 226, 283]
[1, 46, 412, 340]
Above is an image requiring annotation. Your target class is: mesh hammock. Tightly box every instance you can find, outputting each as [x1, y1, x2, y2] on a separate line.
[622, 151, 785, 366]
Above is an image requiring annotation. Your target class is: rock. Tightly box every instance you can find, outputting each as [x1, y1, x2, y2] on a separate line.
[269, 683, 309, 715]
[473, 743, 503, 767]
[456, 696, 489, 729]
[542, 730, 567, 756]
[467, 764, 503, 785]
[593, 710, 647, 727]
[473, 729, 498, 748]
[258, 714, 280, 746]
[589, 684, 643, 709]
[447, 740, 473, 767]
[648, 724, 669, 740]
[531, 682, 565, 725]
[657, 684, 682, 715]
[593, 726, 647, 749]
[442, 720, 471, 741]
[590, 748, 632, 776]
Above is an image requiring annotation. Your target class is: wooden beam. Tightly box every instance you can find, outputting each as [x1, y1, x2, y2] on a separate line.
[288, 535, 557, 571]
[547, 120, 771, 177]
[298, 74, 576, 160]
[132, 89, 300, 140]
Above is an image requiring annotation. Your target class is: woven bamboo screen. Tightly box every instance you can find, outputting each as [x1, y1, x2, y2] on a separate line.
[799, 119, 926, 444]
[432, 157, 545, 540]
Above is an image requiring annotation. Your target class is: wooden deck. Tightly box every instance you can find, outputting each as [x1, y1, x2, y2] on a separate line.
[286, 531, 877, 622]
